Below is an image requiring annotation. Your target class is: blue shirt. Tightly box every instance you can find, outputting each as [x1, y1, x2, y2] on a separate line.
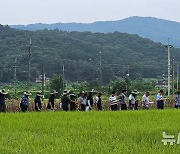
[156, 93, 163, 101]
[176, 95, 180, 105]
[21, 95, 29, 106]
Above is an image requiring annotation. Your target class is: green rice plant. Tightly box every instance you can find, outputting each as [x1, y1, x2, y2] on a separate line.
[0, 110, 180, 153]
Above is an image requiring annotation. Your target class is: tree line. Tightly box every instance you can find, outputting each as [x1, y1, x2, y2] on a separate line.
[0, 24, 180, 84]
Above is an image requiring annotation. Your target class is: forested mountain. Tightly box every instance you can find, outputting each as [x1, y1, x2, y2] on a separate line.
[11, 16, 180, 46]
[0, 25, 180, 83]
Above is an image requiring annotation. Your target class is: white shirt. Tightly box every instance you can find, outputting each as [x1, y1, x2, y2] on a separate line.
[78, 96, 86, 105]
[95, 96, 99, 104]
[129, 94, 136, 105]
[109, 95, 118, 105]
[87, 100, 92, 108]
[142, 94, 149, 107]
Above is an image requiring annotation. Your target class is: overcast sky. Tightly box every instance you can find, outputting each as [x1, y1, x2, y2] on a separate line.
[0, 0, 179, 25]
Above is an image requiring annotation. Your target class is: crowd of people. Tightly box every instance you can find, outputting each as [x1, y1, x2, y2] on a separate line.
[0, 88, 180, 112]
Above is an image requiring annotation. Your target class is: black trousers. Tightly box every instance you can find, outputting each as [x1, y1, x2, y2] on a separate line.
[157, 105, 164, 110]
[157, 101, 164, 110]
[111, 104, 117, 111]
[81, 104, 86, 111]
[0, 104, 6, 112]
[97, 104, 102, 111]
[35, 105, 42, 111]
[175, 104, 180, 109]
[135, 102, 138, 110]
[35, 107, 42, 112]
[62, 104, 69, 111]
[121, 104, 127, 110]
[157, 106, 164, 110]
[70, 104, 76, 111]
[20, 104, 28, 112]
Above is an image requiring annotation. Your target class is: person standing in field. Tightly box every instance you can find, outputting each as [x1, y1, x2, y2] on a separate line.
[109, 91, 118, 111]
[20, 91, 31, 112]
[34, 91, 43, 111]
[129, 90, 139, 110]
[78, 91, 87, 111]
[0, 89, 8, 112]
[47, 90, 58, 111]
[61, 90, 70, 111]
[119, 89, 127, 110]
[69, 92, 77, 111]
[95, 92, 103, 111]
[156, 89, 165, 110]
[86, 89, 95, 111]
[142, 91, 150, 110]
[175, 91, 180, 109]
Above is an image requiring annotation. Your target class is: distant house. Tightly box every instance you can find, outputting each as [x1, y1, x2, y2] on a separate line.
[157, 80, 166, 86]
[157, 79, 173, 89]
[35, 75, 50, 85]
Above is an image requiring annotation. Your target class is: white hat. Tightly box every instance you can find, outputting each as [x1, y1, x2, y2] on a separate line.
[24, 91, 32, 96]
[70, 93, 76, 97]
[131, 90, 139, 95]
[0, 89, 8, 95]
[63, 90, 70, 96]
[50, 90, 58, 95]
[36, 91, 43, 97]
[80, 91, 85, 94]
[89, 89, 95, 93]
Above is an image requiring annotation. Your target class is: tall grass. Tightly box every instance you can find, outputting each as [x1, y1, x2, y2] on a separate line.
[4, 97, 176, 112]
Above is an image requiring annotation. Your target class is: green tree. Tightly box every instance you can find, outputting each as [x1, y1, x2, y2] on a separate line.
[89, 80, 101, 91]
[111, 78, 127, 95]
[50, 75, 65, 96]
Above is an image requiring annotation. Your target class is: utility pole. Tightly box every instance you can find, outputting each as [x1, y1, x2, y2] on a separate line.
[62, 65, 65, 90]
[166, 39, 173, 96]
[42, 63, 45, 98]
[27, 38, 32, 91]
[127, 65, 130, 77]
[126, 65, 130, 90]
[172, 58, 175, 96]
[177, 65, 179, 90]
[99, 51, 102, 85]
[12, 58, 18, 96]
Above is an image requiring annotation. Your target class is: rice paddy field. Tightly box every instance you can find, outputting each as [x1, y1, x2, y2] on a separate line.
[0, 110, 180, 154]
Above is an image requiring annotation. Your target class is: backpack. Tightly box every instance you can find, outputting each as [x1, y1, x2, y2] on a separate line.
[119, 94, 125, 101]
[176, 95, 180, 105]
[21, 96, 28, 106]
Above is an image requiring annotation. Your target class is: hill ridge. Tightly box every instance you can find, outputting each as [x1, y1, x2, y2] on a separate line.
[0, 25, 180, 83]
[10, 16, 180, 46]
